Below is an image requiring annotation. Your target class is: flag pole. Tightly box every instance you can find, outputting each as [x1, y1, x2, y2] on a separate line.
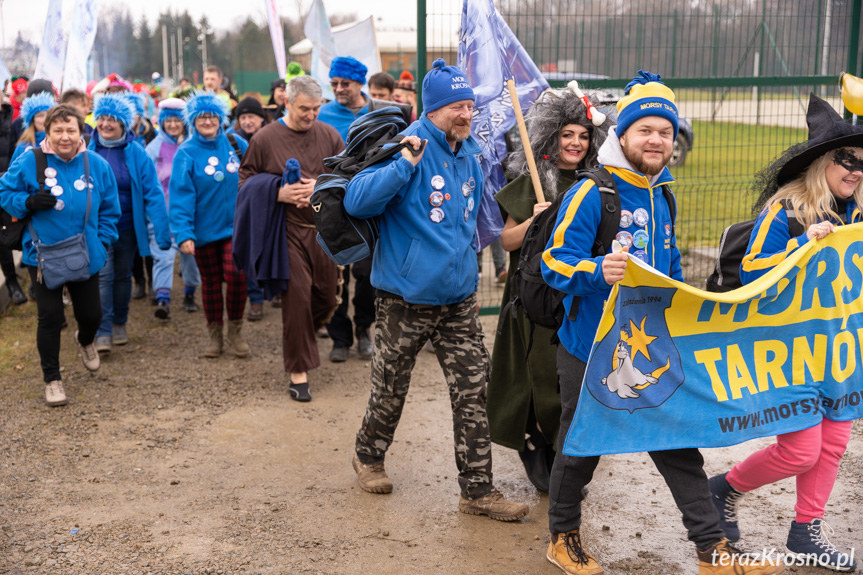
[506, 78, 545, 204]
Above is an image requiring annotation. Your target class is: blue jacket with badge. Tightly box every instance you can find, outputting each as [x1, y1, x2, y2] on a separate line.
[88, 131, 172, 256]
[344, 115, 482, 305]
[168, 129, 248, 247]
[542, 137, 682, 362]
[0, 148, 121, 275]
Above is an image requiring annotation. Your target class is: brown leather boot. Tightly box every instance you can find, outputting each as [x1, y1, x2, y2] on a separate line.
[697, 539, 785, 574]
[226, 319, 250, 357]
[205, 324, 223, 358]
[458, 490, 529, 522]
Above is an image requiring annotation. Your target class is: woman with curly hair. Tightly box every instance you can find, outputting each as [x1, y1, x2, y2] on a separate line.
[487, 88, 613, 492]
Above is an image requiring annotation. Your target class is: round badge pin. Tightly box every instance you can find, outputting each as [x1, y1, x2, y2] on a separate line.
[468, 176, 476, 190]
[467, 197, 475, 212]
[226, 163, 238, 173]
[51, 185, 64, 197]
[214, 171, 225, 182]
[615, 231, 633, 248]
[45, 177, 57, 188]
[633, 249, 648, 263]
[74, 179, 86, 191]
[429, 207, 445, 223]
[54, 199, 65, 211]
[464, 207, 470, 221]
[444, 193, 451, 201]
[208, 156, 219, 167]
[633, 229, 649, 249]
[461, 182, 471, 197]
[633, 208, 650, 227]
[620, 210, 634, 228]
[429, 191, 444, 207]
[44, 167, 57, 178]
[204, 165, 216, 176]
[431, 175, 445, 190]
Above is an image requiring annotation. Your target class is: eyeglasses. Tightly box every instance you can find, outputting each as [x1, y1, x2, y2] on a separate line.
[196, 113, 219, 124]
[330, 80, 354, 89]
[163, 117, 183, 124]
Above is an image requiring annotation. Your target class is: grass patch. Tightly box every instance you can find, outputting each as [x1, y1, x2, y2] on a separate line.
[670, 119, 806, 247]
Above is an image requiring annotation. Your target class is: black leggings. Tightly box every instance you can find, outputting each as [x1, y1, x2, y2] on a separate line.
[28, 267, 101, 383]
[0, 246, 17, 285]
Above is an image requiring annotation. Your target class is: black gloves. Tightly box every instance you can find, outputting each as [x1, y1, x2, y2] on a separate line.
[25, 191, 57, 211]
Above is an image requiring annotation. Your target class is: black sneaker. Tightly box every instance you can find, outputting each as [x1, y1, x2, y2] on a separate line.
[155, 301, 171, 320]
[289, 381, 312, 402]
[131, 283, 146, 300]
[183, 292, 199, 312]
[787, 518, 857, 572]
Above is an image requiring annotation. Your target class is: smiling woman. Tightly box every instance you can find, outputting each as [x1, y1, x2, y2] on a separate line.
[45, 105, 83, 160]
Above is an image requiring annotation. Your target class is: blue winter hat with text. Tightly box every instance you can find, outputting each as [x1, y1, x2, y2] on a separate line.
[329, 56, 367, 84]
[421, 58, 475, 115]
[615, 70, 679, 140]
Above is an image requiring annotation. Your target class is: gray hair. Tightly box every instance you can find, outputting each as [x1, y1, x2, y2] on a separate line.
[287, 76, 322, 103]
[507, 88, 614, 199]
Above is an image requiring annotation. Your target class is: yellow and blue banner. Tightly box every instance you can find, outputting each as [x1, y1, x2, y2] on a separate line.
[564, 225, 863, 457]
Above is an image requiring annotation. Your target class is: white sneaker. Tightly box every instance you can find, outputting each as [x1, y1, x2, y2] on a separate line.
[45, 380, 68, 407]
[75, 330, 100, 372]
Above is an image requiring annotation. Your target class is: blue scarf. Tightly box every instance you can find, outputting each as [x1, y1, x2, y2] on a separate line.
[97, 131, 127, 148]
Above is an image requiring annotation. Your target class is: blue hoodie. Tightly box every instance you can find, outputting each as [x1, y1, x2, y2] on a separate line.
[11, 131, 46, 164]
[318, 96, 370, 142]
[541, 131, 682, 362]
[0, 148, 121, 275]
[88, 130, 172, 256]
[168, 129, 248, 247]
[344, 115, 483, 305]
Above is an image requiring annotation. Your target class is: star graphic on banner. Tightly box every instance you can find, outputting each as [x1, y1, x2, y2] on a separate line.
[621, 315, 657, 362]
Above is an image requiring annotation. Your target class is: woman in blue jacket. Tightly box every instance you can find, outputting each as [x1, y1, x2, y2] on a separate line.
[88, 93, 172, 352]
[169, 91, 250, 358]
[0, 104, 120, 407]
[11, 91, 56, 164]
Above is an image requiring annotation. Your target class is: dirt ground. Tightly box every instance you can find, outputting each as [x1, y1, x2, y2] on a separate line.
[0, 265, 861, 575]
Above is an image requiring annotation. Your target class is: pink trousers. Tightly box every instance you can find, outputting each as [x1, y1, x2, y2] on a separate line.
[727, 419, 852, 523]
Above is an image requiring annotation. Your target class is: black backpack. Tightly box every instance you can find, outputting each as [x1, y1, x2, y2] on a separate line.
[705, 202, 804, 292]
[0, 148, 50, 251]
[509, 167, 676, 345]
[310, 107, 414, 266]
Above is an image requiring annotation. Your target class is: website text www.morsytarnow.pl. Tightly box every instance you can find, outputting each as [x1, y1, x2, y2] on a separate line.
[712, 548, 856, 568]
[717, 392, 863, 433]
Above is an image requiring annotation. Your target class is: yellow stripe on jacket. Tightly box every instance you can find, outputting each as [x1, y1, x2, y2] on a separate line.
[741, 202, 801, 272]
[542, 180, 597, 278]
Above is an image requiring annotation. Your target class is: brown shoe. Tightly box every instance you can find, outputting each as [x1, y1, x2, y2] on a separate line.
[45, 380, 68, 407]
[271, 294, 282, 308]
[458, 490, 529, 522]
[247, 303, 263, 321]
[75, 330, 100, 372]
[205, 324, 223, 358]
[226, 319, 251, 357]
[547, 531, 604, 575]
[698, 539, 785, 575]
[352, 453, 393, 494]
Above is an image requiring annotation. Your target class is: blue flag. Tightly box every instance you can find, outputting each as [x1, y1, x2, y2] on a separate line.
[457, 0, 549, 250]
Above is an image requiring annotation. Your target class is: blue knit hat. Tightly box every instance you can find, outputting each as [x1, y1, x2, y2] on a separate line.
[21, 92, 57, 129]
[93, 93, 135, 131]
[158, 97, 186, 129]
[184, 91, 229, 133]
[421, 58, 475, 115]
[329, 56, 367, 84]
[615, 70, 679, 140]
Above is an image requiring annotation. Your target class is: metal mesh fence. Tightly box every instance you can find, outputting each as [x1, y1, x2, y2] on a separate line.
[419, 0, 863, 310]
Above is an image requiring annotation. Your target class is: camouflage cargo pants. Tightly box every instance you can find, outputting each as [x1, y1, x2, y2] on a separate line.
[355, 293, 494, 499]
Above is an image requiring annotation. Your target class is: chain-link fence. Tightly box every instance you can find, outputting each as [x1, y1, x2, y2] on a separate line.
[415, 0, 863, 310]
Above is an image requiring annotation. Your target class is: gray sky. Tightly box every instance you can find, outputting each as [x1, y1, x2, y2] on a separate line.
[1, 0, 416, 48]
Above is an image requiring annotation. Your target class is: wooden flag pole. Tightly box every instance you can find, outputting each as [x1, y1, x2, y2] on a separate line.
[506, 78, 545, 204]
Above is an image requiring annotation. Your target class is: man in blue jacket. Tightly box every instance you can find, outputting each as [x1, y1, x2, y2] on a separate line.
[343, 59, 528, 522]
[540, 71, 782, 575]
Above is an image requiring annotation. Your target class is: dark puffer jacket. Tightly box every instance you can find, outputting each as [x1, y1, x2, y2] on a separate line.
[0, 102, 14, 173]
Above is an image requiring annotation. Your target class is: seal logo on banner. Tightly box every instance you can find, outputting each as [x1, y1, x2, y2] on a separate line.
[586, 285, 685, 413]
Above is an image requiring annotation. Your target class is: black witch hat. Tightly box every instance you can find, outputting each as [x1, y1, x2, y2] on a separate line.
[776, 93, 863, 186]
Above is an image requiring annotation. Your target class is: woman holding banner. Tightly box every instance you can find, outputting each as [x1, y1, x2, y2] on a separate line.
[710, 94, 863, 573]
[488, 88, 612, 493]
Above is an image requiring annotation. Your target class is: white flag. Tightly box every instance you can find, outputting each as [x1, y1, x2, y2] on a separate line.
[0, 53, 11, 89]
[33, 0, 67, 87]
[303, 0, 338, 99]
[333, 17, 381, 78]
[264, 0, 287, 79]
[62, 0, 99, 92]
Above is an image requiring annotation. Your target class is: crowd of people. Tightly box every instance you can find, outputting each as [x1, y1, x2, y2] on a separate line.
[1, 55, 861, 575]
